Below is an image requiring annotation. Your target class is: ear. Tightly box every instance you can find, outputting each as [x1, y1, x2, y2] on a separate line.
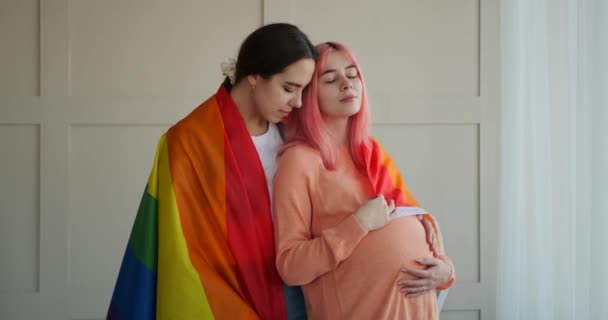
[247, 74, 260, 87]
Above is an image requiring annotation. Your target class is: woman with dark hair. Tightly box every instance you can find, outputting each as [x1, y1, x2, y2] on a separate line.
[107, 23, 316, 320]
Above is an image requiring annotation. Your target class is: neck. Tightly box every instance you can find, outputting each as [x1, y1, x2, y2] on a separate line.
[324, 116, 350, 146]
[230, 81, 268, 136]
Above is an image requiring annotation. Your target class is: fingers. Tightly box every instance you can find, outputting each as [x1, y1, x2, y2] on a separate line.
[389, 210, 399, 221]
[397, 265, 437, 297]
[376, 196, 396, 221]
[405, 290, 430, 298]
[397, 280, 432, 297]
[369, 195, 386, 208]
[431, 245, 440, 258]
[421, 217, 435, 245]
[400, 285, 428, 294]
[396, 278, 426, 287]
[376, 195, 389, 212]
[420, 217, 438, 256]
[401, 268, 430, 278]
[416, 257, 439, 267]
[425, 223, 433, 244]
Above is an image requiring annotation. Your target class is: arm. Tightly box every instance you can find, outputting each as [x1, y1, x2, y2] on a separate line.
[272, 147, 368, 286]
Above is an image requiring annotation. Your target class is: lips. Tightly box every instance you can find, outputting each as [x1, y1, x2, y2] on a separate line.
[340, 95, 356, 103]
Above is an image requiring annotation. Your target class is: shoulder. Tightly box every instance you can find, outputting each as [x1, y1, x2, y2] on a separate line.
[277, 143, 323, 173]
[169, 94, 219, 136]
[281, 143, 321, 161]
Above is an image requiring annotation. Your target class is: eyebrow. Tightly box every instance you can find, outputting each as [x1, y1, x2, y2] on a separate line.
[320, 65, 357, 76]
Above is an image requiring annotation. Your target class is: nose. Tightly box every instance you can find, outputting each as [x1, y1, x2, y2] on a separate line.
[290, 91, 303, 109]
[341, 78, 353, 91]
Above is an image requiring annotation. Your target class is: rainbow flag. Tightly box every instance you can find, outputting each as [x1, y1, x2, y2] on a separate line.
[107, 85, 306, 320]
[360, 138, 451, 312]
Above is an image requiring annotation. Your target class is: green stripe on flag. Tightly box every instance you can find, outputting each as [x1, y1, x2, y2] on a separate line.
[128, 186, 158, 272]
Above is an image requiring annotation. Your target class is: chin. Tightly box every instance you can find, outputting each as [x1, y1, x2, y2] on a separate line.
[343, 107, 362, 117]
[269, 115, 283, 124]
[340, 102, 361, 114]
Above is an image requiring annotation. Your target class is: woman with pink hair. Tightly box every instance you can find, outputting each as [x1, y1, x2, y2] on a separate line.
[272, 42, 455, 319]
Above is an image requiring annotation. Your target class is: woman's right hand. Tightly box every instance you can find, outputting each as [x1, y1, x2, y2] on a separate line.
[354, 195, 396, 231]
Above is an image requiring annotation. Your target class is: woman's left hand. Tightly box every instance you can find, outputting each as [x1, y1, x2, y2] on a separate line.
[397, 257, 452, 297]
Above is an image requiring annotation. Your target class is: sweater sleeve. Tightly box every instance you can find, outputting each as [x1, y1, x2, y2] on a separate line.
[272, 146, 368, 286]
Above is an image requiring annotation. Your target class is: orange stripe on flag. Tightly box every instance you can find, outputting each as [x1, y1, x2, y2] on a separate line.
[167, 96, 259, 319]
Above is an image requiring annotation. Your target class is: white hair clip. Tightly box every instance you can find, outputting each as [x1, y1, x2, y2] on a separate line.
[220, 58, 237, 85]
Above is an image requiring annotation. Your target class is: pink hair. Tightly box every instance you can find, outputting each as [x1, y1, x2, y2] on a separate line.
[282, 42, 371, 170]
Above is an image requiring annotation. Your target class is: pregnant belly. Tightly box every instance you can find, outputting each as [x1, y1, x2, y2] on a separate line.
[334, 215, 433, 288]
[306, 216, 435, 318]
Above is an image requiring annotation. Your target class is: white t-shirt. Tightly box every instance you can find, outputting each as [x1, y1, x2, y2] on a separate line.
[251, 123, 283, 201]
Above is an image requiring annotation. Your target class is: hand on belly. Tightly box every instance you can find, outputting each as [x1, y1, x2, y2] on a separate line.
[330, 215, 435, 304]
[345, 215, 433, 278]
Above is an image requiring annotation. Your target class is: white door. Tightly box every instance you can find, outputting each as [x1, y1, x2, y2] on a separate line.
[0, 0, 499, 319]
